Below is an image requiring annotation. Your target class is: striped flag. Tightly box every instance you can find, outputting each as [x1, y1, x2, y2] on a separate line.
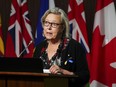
[68, 1, 90, 86]
[5, 0, 34, 58]
[34, 0, 55, 46]
[68, 0, 90, 53]
[90, 0, 116, 86]
[0, 14, 4, 56]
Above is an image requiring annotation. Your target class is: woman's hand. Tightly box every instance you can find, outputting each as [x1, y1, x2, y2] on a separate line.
[49, 65, 62, 74]
[49, 65, 74, 75]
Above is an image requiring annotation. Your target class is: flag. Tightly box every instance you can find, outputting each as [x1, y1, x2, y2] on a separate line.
[34, 0, 55, 46]
[90, 0, 116, 86]
[5, 0, 34, 58]
[68, 0, 90, 86]
[0, 15, 4, 56]
[68, 0, 90, 53]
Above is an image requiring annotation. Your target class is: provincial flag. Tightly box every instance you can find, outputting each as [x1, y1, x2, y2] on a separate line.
[90, 0, 116, 86]
[68, 1, 90, 86]
[68, 0, 90, 53]
[5, 0, 34, 58]
[0, 15, 4, 56]
[34, 0, 55, 46]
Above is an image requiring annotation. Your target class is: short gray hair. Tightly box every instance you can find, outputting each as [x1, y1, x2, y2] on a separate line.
[41, 7, 70, 38]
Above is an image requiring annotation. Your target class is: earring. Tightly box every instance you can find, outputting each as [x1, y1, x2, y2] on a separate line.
[42, 32, 45, 37]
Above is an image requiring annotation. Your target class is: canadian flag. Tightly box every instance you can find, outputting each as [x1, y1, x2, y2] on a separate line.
[90, 0, 116, 87]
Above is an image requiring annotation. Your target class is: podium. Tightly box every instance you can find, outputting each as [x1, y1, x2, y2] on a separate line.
[0, 72, 78, 87]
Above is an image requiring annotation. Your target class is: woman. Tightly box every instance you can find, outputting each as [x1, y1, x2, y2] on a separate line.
[33, 7, 90, 87]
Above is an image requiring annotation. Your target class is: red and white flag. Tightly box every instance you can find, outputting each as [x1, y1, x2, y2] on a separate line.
[90, 0, 116, 86]
[68, 0, 90, 53]
[5, 0, 34, 58]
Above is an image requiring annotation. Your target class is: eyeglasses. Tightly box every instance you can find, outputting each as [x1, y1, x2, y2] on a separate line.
[43, 21, 62, 28]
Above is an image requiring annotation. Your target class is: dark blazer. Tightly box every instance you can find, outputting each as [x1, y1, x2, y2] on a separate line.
[33, 39, 90, 87]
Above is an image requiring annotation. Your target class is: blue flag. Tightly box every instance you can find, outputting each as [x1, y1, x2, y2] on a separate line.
[34, 0, 49, 46]
[35, 0, 55, 46]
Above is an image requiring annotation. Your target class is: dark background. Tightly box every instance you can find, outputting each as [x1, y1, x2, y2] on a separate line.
[0, 0, 116, 48]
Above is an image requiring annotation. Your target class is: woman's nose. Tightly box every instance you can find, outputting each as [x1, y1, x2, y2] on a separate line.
[47, 24, 52, 30]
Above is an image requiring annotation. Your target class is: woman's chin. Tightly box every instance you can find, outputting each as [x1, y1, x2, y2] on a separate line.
[46, 36, 56, 40]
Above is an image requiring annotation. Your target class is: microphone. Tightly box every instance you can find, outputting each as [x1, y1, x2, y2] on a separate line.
[18, 40, 33, 58]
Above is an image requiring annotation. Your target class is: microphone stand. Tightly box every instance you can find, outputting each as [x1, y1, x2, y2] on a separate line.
[18, 40, 33, 58]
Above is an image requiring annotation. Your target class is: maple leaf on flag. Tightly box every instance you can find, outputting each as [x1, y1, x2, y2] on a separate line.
[90, 0, 116, 86]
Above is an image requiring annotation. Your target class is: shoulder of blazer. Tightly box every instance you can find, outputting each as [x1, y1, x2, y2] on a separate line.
[69, 39, 83, 48]
[35, 40, 47, 49]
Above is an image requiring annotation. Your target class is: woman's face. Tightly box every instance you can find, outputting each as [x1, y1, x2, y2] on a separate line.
[43, 13, 63, 41]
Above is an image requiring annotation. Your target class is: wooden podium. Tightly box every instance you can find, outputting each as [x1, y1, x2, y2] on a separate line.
[0, 72, 78, 87]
